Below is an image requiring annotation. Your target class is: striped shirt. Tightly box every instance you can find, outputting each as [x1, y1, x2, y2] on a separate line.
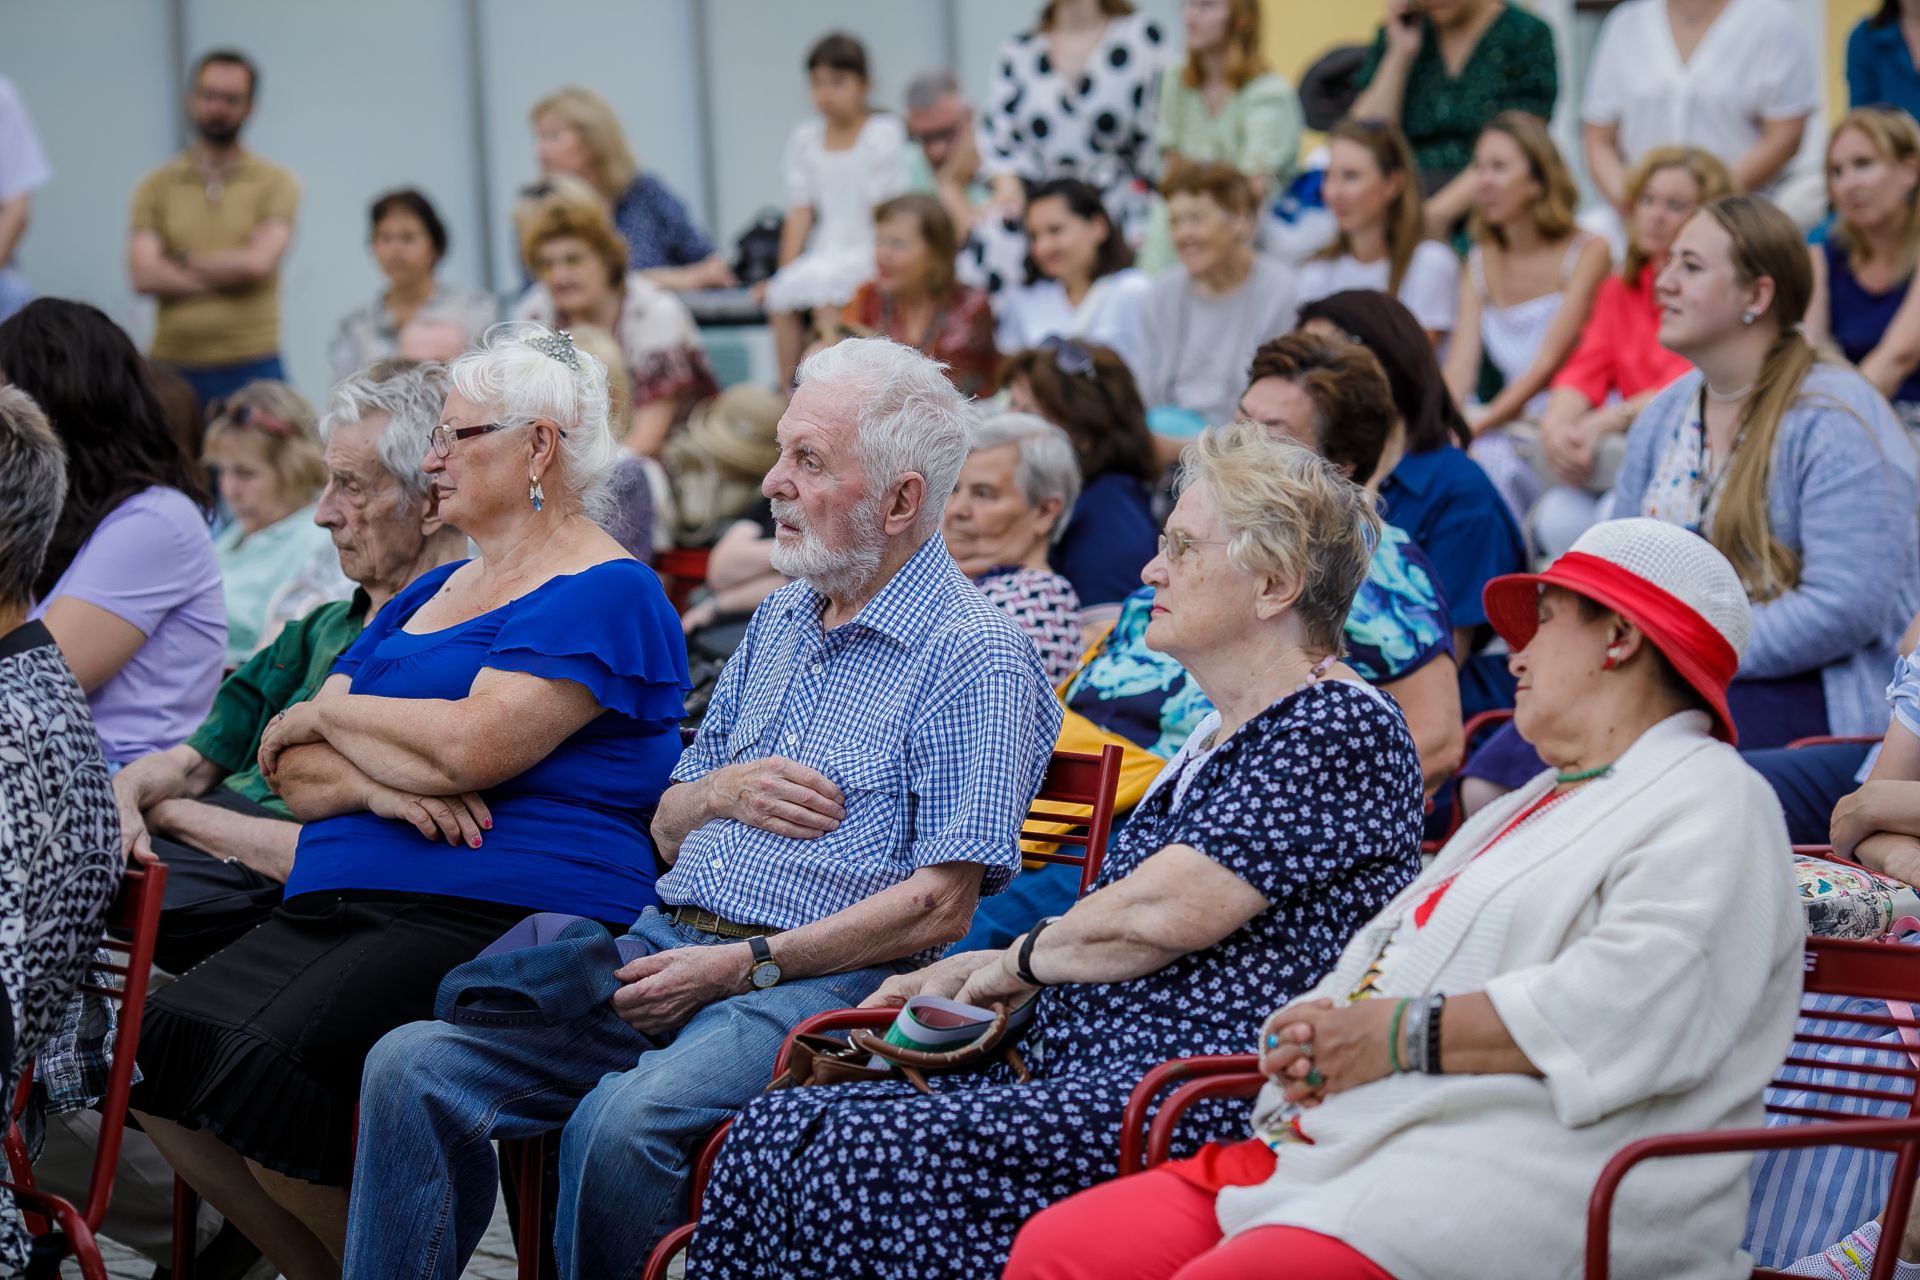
[656, 536, 1062, 954]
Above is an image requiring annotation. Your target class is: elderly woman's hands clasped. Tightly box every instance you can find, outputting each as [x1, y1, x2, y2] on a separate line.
[1259, 998, 1398, 1106]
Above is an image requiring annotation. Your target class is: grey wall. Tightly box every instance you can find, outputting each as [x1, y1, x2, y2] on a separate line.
[0, 0, 1174, 402]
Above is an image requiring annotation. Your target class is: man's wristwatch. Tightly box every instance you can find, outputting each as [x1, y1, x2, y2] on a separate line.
[748, 935, 783, 989]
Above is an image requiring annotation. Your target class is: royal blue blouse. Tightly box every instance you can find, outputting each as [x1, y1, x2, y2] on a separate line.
[1054, 472, 1160, 607]
[1824, 241, 1920, 406]
[1377, 444, 1527, 633]
[284, 559, 691, 921]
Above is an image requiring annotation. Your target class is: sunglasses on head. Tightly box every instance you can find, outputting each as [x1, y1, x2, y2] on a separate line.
[1038, 335, 1096, 378]
[206, 400, 295, 438]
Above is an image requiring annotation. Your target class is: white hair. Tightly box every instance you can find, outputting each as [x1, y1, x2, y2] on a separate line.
[905, 69, 962, 112]
[794, 337, 971, 540]
[447, 321, 619, 523]
[967, 412, 1081, 545]
[320, 358, 452, 505]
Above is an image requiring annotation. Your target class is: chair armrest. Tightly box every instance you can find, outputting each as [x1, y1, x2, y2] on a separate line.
[1587, 1117, 1920, 1280]
[1118, 1054, 1262, 1175]
[1145, 1071, 1268, 1170]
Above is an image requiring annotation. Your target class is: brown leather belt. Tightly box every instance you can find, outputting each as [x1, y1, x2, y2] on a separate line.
[669, 906, 778, 939]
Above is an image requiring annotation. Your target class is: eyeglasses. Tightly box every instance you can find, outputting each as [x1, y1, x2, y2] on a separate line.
[430, 420, 567, 459]
[1038, 335, 1095, 377]
[206, 400, 295, 438]
[1157, 529, 1229, 564]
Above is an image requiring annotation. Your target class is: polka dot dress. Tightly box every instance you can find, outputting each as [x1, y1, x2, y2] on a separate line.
[683, 681, 1425, 1279]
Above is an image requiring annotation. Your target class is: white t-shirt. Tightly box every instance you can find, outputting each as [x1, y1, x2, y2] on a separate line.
[0, 76, 50, 204]
[994, 267, 1153, 378]
[1296, 240, 1461, 336]
[1582, 0, 1820, 196]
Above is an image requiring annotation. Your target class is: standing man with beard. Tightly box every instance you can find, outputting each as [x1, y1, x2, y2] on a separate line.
[128, 49, 298, 409]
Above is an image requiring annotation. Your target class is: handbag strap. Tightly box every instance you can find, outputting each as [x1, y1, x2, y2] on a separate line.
[848, 1002, 1013, 1069]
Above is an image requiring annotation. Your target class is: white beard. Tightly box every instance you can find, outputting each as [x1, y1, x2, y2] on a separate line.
[767, 495, 888, 599]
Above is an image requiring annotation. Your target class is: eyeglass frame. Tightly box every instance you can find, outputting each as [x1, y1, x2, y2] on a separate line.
[205, 399, 296, 438]
[1157, 528, 1230, 564]
[429, 418, 568, 459]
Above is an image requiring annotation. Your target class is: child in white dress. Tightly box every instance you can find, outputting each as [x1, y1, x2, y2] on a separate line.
[763, 32, 908, 385]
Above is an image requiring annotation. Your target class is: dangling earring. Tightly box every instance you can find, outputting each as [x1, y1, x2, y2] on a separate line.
[1740, 309, 1758, 326]
[529, 477, 545, 512]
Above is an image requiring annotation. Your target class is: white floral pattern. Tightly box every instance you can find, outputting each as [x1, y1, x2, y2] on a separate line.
[683, 680, 1424, 1279]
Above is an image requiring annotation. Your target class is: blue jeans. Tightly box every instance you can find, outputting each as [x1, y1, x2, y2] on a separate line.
[164, 352, 286, 411]
[342, 908, 902, 1280]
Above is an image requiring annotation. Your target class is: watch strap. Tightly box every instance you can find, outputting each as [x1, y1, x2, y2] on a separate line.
[748, 935, 772, 967]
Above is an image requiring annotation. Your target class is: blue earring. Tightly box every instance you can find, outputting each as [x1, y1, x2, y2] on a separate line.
[529, 477, 545, 512]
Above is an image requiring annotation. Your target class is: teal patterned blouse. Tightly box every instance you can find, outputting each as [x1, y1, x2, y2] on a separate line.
[1062, 524, 1453, 759]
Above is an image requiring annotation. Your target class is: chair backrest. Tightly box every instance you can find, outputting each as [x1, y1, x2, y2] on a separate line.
[1019, 744, 1125, 897]
[1588, 937, 1920, 1280]
[4, 861, 168, 1235]
[654, 546, 712, 613]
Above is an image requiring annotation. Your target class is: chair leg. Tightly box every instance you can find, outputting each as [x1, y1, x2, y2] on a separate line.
[172, 1175, 200, 1279]
[512, 1134, 550, 1280]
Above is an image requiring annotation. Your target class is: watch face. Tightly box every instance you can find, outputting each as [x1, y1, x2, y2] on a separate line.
[751, 962, 782, 989]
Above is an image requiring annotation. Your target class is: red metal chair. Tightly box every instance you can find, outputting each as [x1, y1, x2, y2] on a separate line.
[1422, 708, 1516, 855]
[1, 861, 169, 1280]
[654, 547, 712, 614]
[1587, 936, 1920, 1279]
[1787, 734, 1887, 751]
[624, 745, 1127, 1280]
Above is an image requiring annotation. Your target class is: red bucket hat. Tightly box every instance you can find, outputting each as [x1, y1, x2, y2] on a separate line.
[1481, 518, 1753, 744]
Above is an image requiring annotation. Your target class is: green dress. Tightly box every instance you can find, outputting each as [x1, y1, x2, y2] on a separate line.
[1353, 1, 1558, 188]
[1139, 68, 1304, 271]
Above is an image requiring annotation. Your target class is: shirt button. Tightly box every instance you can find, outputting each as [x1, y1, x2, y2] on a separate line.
[786, 732, 798, 745]
[811, 662, 822, 674]
[713, 857, 725, 871]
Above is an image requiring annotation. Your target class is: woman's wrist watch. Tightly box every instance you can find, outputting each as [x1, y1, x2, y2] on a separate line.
[1013, 916, 1060, 987]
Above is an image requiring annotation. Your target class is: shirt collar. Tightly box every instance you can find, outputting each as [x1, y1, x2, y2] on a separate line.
[1382, 445, 1444, 499]
[785, 534, 957, 649]
[348, 587, 373, 621]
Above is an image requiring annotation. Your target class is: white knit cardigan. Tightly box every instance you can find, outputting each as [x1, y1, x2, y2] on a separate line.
[1216, 712, 1805, 1280]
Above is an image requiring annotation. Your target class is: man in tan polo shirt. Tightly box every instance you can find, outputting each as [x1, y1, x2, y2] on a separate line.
[128, 49, 298, 409]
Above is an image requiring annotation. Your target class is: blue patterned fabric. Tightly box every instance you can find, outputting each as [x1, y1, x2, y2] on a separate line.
[611, 173, 716, 272]
[656, 536, 1062, 949]
[684, 679, 1425, 1279]
[1061, 523, 1453, 761]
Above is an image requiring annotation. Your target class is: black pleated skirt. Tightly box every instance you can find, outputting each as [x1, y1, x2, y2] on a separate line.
[132, 890, 527, 1185]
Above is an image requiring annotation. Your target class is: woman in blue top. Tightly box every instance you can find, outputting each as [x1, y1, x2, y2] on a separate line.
[1002, 338, 1162, 608]
[1809, 107, 1920, 428]
[130, 324, 690, 1276]
[1296, 290, 1527, 715]
[1848, 2, 1920, 122]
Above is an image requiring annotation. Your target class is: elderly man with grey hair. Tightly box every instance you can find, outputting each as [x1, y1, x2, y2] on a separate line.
[343, 337, 1063, 1278]
[945, 411, 1084, 684]
[111, 357, 465, 971]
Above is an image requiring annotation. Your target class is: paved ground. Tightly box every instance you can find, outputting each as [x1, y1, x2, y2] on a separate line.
[64, 1180, 524, 1279]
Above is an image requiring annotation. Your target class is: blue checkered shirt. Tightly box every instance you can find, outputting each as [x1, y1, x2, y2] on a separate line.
[656, 536, 1061, 953]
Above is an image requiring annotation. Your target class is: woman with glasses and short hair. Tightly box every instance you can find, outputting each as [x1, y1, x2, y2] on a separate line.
[128, 322, 690, 1278]
[1001, 337, 1160, 607]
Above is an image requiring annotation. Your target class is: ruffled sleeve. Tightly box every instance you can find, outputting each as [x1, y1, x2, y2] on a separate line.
[330, 560, 463, 680]
[485, 559, 690, 723]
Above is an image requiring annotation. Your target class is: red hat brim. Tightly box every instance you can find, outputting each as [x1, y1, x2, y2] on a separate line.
[1482, 552, 1741, 745]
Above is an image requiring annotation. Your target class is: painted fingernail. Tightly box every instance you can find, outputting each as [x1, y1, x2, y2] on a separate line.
[482, 819, 492, 830]
[470, 837, 482, 848]
[1264, 1033, 1279, 1050]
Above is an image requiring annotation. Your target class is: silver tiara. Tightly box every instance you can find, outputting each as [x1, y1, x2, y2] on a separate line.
[529, 328, 580, 372]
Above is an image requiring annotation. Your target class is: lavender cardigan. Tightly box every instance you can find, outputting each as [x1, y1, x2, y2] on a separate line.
[1613, 362, 1920, 736]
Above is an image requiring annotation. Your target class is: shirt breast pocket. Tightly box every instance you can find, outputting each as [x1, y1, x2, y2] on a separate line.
[725, 707, 775, 764]
[821, 746, 909, 857]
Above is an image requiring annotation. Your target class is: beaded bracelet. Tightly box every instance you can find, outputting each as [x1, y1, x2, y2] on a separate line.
[1424, 994, 1447, 1074]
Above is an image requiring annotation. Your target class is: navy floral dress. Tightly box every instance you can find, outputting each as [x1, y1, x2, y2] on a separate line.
[685, 680, 1424, 1279]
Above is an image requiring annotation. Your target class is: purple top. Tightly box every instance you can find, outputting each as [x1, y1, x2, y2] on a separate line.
[31, 487, 225, 763]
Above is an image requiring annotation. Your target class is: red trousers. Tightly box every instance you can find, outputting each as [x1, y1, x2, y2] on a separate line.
[1003, 1168, 1393, 1280]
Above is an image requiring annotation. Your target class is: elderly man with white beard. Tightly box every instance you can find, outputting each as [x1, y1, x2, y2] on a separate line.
[341, 337, 1063, 1280]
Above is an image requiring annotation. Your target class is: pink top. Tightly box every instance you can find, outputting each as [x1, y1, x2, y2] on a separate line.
[1550, 265, 1692, 407]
